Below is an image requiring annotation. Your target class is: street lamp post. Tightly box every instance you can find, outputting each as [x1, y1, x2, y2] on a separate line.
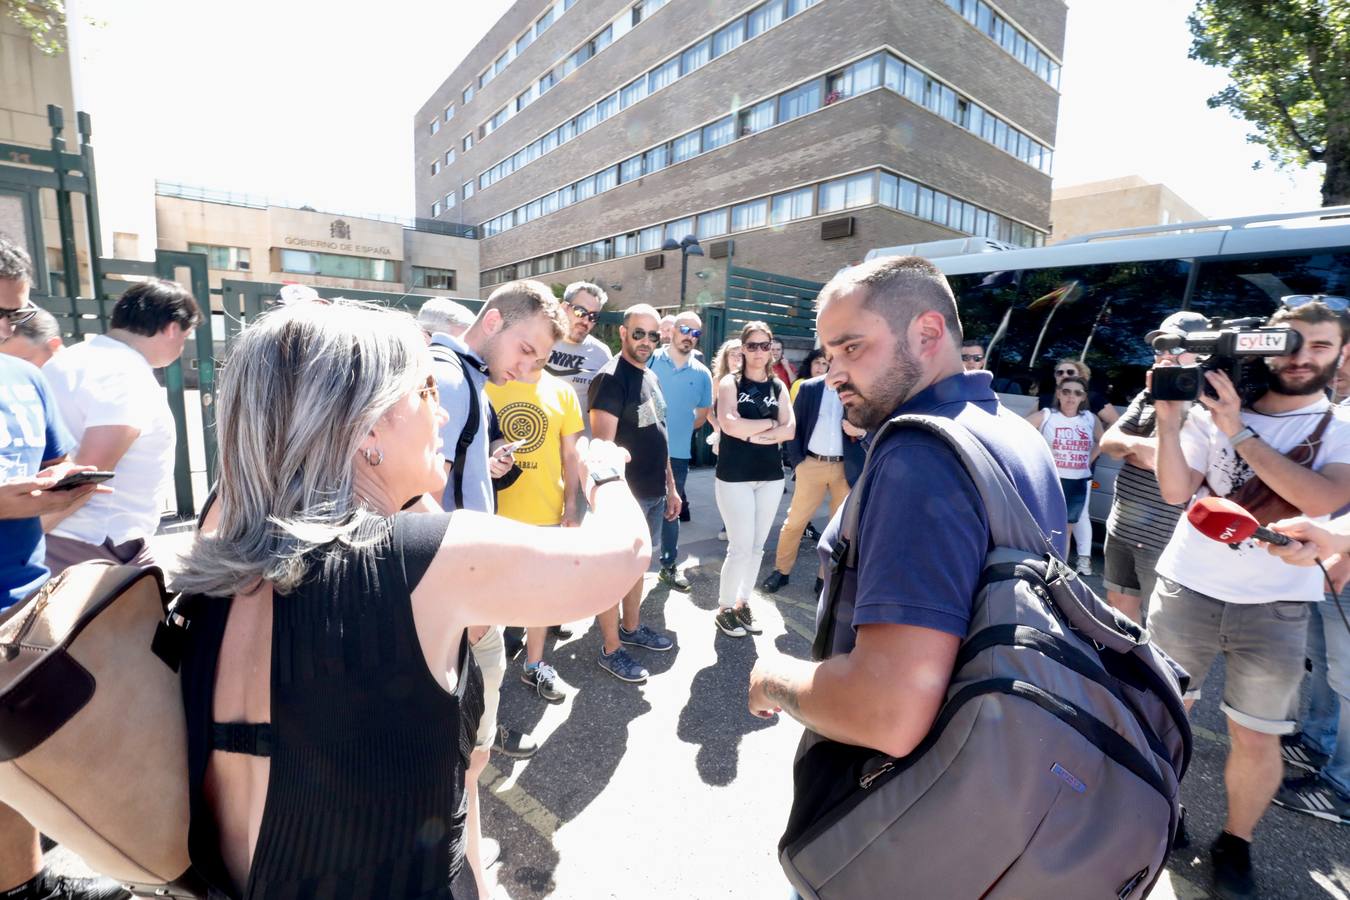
[662, 234, 704, 310]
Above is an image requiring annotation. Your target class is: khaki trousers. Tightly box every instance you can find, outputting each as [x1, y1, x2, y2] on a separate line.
[773, 456, 849, 575]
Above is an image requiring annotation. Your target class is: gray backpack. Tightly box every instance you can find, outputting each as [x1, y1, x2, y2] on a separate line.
[779, 414, 1191, 899]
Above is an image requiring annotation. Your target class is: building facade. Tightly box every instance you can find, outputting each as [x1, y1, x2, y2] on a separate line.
[154, 184, 479, 299]
[1049, 176, 1208, 244]
[414, 0, 1066, 304]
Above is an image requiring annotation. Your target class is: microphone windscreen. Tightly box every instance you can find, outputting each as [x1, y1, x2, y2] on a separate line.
[1187, 496, 1259, 544]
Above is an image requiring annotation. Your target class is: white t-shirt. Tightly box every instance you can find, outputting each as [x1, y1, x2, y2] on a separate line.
[545, 334, 612, 433]
[1038, 409, 1095, 479]
[44, 335, 177, 544]
[1156, 397, 1350, 604]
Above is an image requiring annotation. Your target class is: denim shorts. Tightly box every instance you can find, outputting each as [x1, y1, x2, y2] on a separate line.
[1061, 477, 1089, 523]
[639, 493, 666, 567]
[1148, 577, 1310, 734]
[1101, 534, 1163, 603]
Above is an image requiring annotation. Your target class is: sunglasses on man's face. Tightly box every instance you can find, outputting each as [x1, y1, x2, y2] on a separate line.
[961, 354, 983, 362]
[1054, 368, 1077, 377]
[0, 304, 39, 325]
[743, 340, 773, 352]
[567, 303, 600, 323]
[1282, 294, 1350, 312]
[677, 324, 702, 338]
[628, 327, 657, 343]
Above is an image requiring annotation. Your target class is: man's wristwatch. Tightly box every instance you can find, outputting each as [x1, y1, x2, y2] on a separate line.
[1229, 426, 1257, 448]
[588, 465, 624, 489]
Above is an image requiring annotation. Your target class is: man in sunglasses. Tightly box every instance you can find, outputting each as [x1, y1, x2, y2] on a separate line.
[1097, 311, 1206, 626]
[588, 304, 680, 683]
[1150, 297, 1350, 897]
[545, 281, 613, 437]
[649, 310, 713, 591]
[0, 235, 129, 900]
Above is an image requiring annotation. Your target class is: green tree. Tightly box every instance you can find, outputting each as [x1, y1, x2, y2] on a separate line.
[4, 1, 66, 55]
[1188, 0, 1349, 206]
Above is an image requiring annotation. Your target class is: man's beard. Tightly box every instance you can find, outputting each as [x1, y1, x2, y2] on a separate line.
[569, 323, 590, 343]
[1269, 356, 1338, 397]
[841, 347, 923, 430]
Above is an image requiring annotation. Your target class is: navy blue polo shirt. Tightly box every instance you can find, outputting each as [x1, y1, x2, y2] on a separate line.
[816, 371, 1066, 655]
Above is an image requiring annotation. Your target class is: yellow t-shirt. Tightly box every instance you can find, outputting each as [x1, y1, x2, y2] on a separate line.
[486, 371, 584, 526]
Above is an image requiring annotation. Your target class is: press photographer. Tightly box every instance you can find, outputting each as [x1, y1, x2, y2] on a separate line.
[1150, 296, 1350, 897]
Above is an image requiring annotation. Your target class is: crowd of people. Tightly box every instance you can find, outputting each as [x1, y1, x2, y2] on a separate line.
[0, 227, 1346, 900]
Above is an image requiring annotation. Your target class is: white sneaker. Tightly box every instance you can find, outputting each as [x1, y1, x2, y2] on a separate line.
[481, 836, 501, 868]
[1075, 556, 1093, 576]
[718, 528, 728, 541]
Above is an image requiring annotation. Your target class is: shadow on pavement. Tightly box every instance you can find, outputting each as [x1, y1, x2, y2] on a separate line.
[676, 631, 777, 786]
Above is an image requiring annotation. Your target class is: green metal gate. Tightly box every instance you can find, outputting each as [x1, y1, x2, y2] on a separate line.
[722, 266, 824, 343]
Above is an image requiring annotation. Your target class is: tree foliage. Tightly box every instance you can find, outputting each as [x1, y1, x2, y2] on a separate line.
[4, 0, 64, 55]
[1189, 0, 1350, 206]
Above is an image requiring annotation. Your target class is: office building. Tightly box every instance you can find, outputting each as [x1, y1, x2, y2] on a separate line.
[415, 0, 1065, 303]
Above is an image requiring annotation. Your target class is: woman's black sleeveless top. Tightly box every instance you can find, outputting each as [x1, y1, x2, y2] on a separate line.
[181, 512, 484, 899]
[716, 375, 786, 482]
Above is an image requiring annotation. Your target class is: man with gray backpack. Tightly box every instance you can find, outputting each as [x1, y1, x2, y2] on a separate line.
[747, 256, 1190, 899]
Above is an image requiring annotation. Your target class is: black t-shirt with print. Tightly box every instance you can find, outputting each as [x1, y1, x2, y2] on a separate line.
[589, 355, 669, 499]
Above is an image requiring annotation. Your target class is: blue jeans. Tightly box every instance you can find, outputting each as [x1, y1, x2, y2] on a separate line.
[1305, 596, 1350, 796]
[660, 457, 690, 568]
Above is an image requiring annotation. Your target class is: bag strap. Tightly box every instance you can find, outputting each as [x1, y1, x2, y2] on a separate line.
[430, 344, 485, 510]
[813, 414, 1061, 661]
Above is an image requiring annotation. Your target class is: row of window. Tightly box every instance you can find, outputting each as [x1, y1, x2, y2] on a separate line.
[478, 167, 1045, 287]
[481, 0, 673, 143]
[475, 50, 1053, 236]
[430, 191, 457, 218]
[412, 266, 457, 291]
[476, 0, 573, 95]
[280, 249, 399, 283]
[188, 243, 251, 272]
[472, 0, 823, 196]
[942, 0, 1060, 88]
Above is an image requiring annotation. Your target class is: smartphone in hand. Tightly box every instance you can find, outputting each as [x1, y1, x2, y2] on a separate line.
[49, 470, 115, 492]
[493, 439, 526, 458]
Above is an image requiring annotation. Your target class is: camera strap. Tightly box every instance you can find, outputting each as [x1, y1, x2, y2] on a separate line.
[1217, 408, 1334, 526]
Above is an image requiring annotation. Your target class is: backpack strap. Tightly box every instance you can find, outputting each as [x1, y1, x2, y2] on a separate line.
[430, 343, 486, 510]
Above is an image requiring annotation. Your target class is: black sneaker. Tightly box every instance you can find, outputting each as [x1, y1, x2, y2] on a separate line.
[813, 576, 824, 595]
[27, 868, 131, 900]
[714, 608, 747, 637]
[1273, 772, 1350, 825]
[502, 626, 525, 661]
[658, 566, 691, 591]
[736, 604, 763, 635]
[520, 662, 567, 702]
[1210, 832, 1257, 900]
[1280, 732, 1331, 773]
[491, 725, 539, 759]
[761, 571, 789, 593]
[803, 522, 821, 541]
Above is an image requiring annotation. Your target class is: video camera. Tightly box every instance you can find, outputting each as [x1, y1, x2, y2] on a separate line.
[1150, 317, 1302, 404]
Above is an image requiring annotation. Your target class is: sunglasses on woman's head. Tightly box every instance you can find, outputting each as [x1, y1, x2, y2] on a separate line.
[567, 303, 600, 322]
[743, 340, 773, 352]
[1282, 294, 1350, 312]
[628, 327, 657, 343]
[677, 324, 702, 338]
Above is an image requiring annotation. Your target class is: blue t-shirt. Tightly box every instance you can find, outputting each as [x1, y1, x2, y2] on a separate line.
[430, 334, 494, 514]
[648, 348, 713, 461]
[0, 356, 75, 609]
[817, 371, 1066, 655]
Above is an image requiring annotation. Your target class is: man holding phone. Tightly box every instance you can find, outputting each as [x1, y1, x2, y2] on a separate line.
[0, 235, 127, 899]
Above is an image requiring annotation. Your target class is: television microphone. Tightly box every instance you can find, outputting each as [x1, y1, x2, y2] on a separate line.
[1186, 496, 1292, 547]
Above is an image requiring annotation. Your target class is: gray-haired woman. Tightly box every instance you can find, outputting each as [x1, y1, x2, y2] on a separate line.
[173, 298, 649, 899]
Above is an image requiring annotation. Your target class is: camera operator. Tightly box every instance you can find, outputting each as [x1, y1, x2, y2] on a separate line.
[1098, 311, 1207, 625]
[1151, 298, 1350, 897]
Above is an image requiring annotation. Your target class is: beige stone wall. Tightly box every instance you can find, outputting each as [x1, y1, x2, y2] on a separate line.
[0, 17, 92, 295]
[1048, 178, 1209, 243]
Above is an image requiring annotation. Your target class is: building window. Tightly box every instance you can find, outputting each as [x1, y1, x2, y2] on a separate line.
[536, 5, 555, 34]
[697, 208, 728, 239]
[638, 225, 663, 252]
[770, 187, 813, 224]
[188, 243, 250, 271]
[702, 116, 735, 151]
[463, 180, 475, 200]
[747, 0, 785, 37]
[644, 143, 670, 174]
[620, 76, 649, 108]
[412, 266, 456, 290]
[462, 133, 473, 152]
[818, 172, 875, 213]
[431, 160, 441, 176]
[778, 80, 821, 121]
[738, 98, 776, 136]
[431, 200, 443, 217]
[681, 37, 711, 75]
[445, 148, 455, 166]
[429, 118, 440, 135]
[713, 16, 745, 57]
[444, 104, 455, 122]
[280, 250, 398, 282]
[665, 217, 695, 243]
[445, 192, 456, 210]
[730, 198, 768, 231]
[462, 84, 474, 105]
[672, 131, 701, 162]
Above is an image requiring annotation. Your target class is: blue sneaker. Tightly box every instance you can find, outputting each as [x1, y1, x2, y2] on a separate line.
[619, 623, 673, 652]
[598, 646, 649, 683]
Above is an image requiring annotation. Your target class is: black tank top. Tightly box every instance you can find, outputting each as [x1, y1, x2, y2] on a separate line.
[181, 512, 483, 899]
[716, 374, 786, 483]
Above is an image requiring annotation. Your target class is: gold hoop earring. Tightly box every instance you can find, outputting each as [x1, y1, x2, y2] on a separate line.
[362, 447, 384, 467]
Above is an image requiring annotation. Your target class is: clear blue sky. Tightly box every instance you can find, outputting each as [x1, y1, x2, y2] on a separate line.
[68, 0, 1325, 252]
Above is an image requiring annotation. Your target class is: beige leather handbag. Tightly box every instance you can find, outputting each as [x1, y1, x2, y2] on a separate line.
[0, 562, 201, 898]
